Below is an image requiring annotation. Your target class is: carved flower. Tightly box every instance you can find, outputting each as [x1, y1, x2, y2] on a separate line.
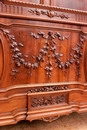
[50, 46, 56, 51]
[32, 63, 39, 69]
[40, 49, 47, 55]
[10, 41, 17, 48]
[16, 52, 22, 57]
[27, 62, 32, 68]
[15, 62, 21, 67]
[19, 58, 25, 64]
[37, 55, 45, 62]
[47, 11, 55, 18]
[65, 62, 70, 69]
[35, 9, 41, 15]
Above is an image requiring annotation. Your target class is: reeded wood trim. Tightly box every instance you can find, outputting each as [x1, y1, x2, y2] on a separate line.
[0, 13, 87, 26]
[1, 1, 87, 25]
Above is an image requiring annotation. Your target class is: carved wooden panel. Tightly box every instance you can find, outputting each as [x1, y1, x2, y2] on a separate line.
[27, 91, 69, 121]
[0, 0, 87, 126]
[0, 26, 86, 88]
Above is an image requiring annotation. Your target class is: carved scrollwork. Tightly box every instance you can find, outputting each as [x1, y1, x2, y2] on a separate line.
[42, 116, 59, 122]
[28, 9, 70, 19]
[1, 29, 86, 78]
[31, 95, 66, 108]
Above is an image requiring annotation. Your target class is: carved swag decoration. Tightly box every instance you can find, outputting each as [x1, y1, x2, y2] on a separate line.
[31, 95, 67, 108]
[2, 29, 86, 78]
[28, 9, 70, 19]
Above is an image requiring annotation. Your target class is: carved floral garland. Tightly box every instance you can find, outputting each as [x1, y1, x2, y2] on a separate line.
[28, 9, 70, 19]
[28, 85, 68, 93]
[31, 95, 66, 108]
[2, 29, 86, 78]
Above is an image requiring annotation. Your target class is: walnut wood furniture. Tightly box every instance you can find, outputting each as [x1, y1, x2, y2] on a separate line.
[0, 0, 87, 126]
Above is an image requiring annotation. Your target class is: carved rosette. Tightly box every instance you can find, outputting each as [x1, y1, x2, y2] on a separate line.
[1, 29, 86, 78]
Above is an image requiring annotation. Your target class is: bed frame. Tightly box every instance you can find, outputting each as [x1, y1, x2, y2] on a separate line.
[0, 0, 87, 126]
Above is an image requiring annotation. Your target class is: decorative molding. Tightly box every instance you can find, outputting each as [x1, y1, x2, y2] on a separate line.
[28, 9, 70, 19]
[2, 0, 87, 16]
[31, 95, 67, 108]
[1, 2, 87, 24]
[27, 102, 87, 122]
[28, 85, 68, 93]
[0, 81, 86, 93]
[1, 29, 86, 78]
[0, 23, 82, 32]
[0, 108, 27, 126]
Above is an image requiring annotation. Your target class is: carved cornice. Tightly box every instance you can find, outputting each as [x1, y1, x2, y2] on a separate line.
[1, 0, 87, 15]
[1, 1, 87, 25]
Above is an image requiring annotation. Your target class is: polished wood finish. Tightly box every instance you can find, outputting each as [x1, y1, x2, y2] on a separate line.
[0, 0, 87, 126]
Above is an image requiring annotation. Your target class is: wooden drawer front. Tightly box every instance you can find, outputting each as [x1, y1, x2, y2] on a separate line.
[27, 90, 70, 121]
[28, 91, 69, 111]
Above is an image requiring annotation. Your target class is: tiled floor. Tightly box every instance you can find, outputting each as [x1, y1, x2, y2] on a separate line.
[1, 112, 87, 130]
